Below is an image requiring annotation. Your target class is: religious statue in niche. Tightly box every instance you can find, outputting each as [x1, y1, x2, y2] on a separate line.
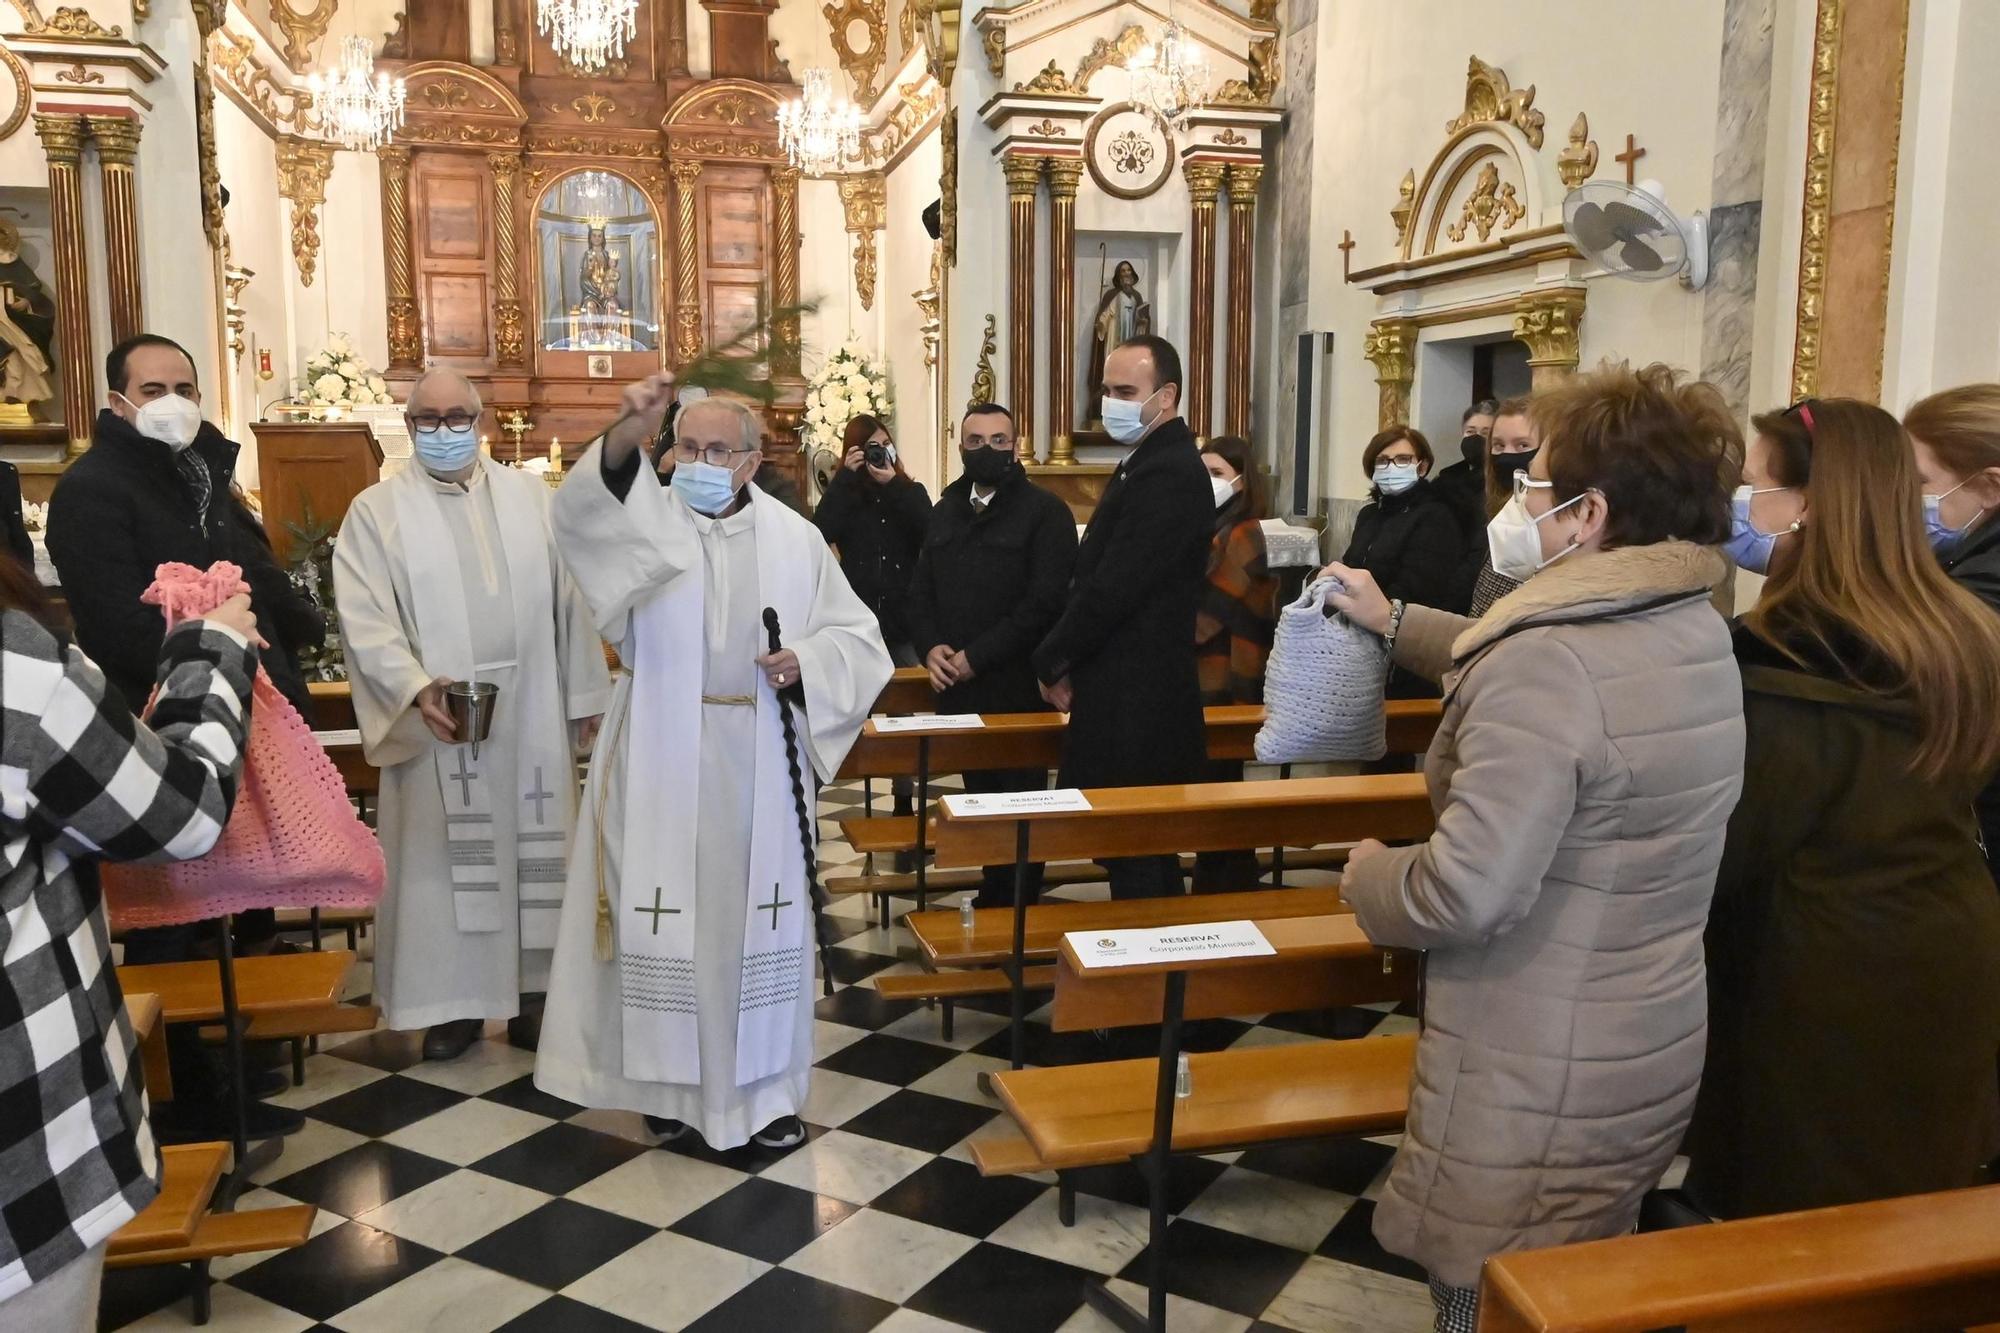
[1084, 256, 1151, 423]
[536, 171, 660, 354]
[0, 217, 57, 427]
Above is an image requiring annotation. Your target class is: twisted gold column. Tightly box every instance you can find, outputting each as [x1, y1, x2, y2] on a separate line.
[1002, 152, 1044, 457]
[35, 115, 94, 457]
[670, 158, 705, 365]
[489, 152, 524, 367]
[86, 115, 145, 344]
[1045, 157, 1082, 465]
[1183, 160, 1225, 439]
[379, 145, 421, 368]
[1223, 161, 1262, 439]
[772, 166, 801, 377]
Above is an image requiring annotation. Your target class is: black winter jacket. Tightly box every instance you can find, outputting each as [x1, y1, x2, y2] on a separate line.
[814, 468, 932, 646]
[905, 465, 1078, 716]
[47, 411, 321, 717]
[1341, 480, 1465, 608]
[1034, 416, 1212, 789]
[1431, 456, 1488, 613]
[1940, 516, 2000, 880]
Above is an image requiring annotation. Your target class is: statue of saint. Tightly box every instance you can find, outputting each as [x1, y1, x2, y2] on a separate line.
[1084, 259, 1151, 426]
[578, 225, 623, 317]
[0, 219, 57, 423]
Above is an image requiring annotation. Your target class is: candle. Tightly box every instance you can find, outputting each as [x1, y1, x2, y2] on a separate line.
[549, 439, 562, 467]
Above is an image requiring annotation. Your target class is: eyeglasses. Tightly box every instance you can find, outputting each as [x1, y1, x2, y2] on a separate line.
[1511, 471, 1553, 503]
[408, 410, 477, 432]
[670, 440, 758, 468]
[1376, 453, 1422, 468]
[963, 434, 1014, 451]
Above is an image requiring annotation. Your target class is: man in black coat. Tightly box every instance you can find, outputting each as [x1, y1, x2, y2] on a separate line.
[905, 402, 1078, 906]
[48, 335, 321, 718]
[45, 333, 324, 1141]
[1033, 335, 1212, 899]
[1430, 399, 1495, 612]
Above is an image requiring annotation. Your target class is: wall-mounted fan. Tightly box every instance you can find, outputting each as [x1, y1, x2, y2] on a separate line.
[1563, 179, 1710, 290]
[809, 446, 841, 499]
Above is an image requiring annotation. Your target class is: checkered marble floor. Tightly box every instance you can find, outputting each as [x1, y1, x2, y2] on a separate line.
[102, 781, 1433, 1333]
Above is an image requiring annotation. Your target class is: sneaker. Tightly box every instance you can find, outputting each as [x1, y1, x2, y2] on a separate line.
[752, 1115, 807, 1149]
[422, 1018, 483, 1061]
[643, 1115, 691, 1144]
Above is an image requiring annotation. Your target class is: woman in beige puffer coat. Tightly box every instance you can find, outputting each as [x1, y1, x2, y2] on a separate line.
[1325, 363, 1747, 1332]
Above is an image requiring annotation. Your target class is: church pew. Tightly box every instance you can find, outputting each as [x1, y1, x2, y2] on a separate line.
[1477, 1183, 2000, 1332]
[981, 914, 1419, 1332]
[926, 772, 1433, 1069]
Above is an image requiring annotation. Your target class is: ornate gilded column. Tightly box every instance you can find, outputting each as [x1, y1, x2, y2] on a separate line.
[378, 144, 422, 369]
[494, 0, 521, 64]
[1223, 161, 1262, 439]
[1044, 156, 1083, 465]
[1183, 159, 1225, 438]
[670, 159, 706, 365]
[1362, 318, 1417, 430]
[277, 135, 336, 287]
[34, 115, 95, 456]
[86, 115, 145, 344]
[1002, 152, 1043, 456]
[489, 152, 525, 368]
[1513, 289, 1586, 390]
[837, 172, 885, 312]
[771, 166, 802, 379]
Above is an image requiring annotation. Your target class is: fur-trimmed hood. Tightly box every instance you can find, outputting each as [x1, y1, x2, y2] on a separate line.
[1452, 540, 1728, 662]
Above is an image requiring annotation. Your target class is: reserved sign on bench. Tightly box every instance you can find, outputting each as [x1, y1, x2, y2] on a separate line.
[942, 789, 1093, 817]
[1068, 920, 1276, 969]
[871, 714, 986, 733]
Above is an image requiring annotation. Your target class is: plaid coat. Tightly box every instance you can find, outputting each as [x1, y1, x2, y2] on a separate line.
[0, 611, 254, 1300]
[1195, 516, 1277, 707]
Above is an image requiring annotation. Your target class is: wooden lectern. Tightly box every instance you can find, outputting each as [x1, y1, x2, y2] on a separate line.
[250, 421, 383, 560]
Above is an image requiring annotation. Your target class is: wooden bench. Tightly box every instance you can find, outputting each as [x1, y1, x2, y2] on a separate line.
[982, 913, 1419, 1332]
[928, 773, 1433, 1069]
[1479, 1182, 2000, 1332]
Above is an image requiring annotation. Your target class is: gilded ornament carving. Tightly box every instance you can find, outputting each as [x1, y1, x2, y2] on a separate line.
[408, 121, 520, 146]
[1791, 0, 1840, 400]
[55, 63, 104, 84]
[0, 45, 28, 143]
[193, 43, 224, 245]
[1214, 128, 1248, 147]
[33, 108, 84, 160]
[420, 80, 503, 113]
[378, 144, 420, 367]
[40, 7, 120, 36]
[267, 0, 337, 71]
[969, 314, 997, 411]
[1014, 60, 1074, 94]
[1390, 168, 1415, 244]
[1446, 56, 1544, 149]
[824, 0, 888, 106]
[1026, 119, 1063, 138]
[1213, 36, 1278, 106]
[1446, 161, 1525, 243]
[1513, 289, 1586, 384]
[1183, 157, 1226, 200]
[86, 112, 139, 162]
[1073, 27, 1147, 94]
[568, 93, 618, 124]
[210, 28, 317, 133]
[1248, 0, 1277, 22]
[858, 76, 941, 165]
[939, 106, 957, 265]
[851, 230, 879, 310]
[222, 233, 253, 367]
[840, 173, 886, 310]
[982, 25, 1003, 78]
[1556, 112, 1598, 189]
[489, 152, 524, 367]
[1362, 318, 1417, 429]
[696, 92, 757, 126]
[380, 9, 408, 58]
[914, 247, 940, 371]
[772, 166, 801, 376]
[533, 131, 663, 157]
[276, 134, 335, 287]
[670, 158, 705, 363]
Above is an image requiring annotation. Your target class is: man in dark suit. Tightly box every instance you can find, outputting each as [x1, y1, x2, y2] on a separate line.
[1033, 336, 1212, 899]
[905, 402, 1078, 906]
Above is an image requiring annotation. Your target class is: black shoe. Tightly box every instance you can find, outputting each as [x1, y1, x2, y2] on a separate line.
[506, 1009, 542, 1052]
[422, 1018, 483, 1061]
[753, 1115, 807, 1149]
[643, 1116, 691, 1144]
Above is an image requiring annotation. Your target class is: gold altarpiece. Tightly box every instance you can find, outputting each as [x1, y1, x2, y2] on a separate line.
[375, 0, 811, 498]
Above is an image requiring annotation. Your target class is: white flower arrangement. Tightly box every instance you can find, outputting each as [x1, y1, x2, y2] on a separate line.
[298, 333, 396, 411]
[802, 341, 892, 453]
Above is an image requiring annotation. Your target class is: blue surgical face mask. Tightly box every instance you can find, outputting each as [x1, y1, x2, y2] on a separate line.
[1922, 480, 1985, 551]
[671, 459, 738, 515]
[1723, 483, 1800, 574]
[1374, 461, 1421, 496]
[412, 421, 480, 473]
[1101, 386, 1163, 446]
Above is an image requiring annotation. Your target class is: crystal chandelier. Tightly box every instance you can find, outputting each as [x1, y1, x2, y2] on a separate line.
[1128, 21, 1211, 132]
[778, 69, 863, 177]
[307, 35, 406, 151]
[538, 0, 638, 72]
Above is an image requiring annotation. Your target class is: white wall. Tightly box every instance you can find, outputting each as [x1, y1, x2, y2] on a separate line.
[1302, 1, 1728, 500]
[883, 131, 942, 488]
[135, 7, 223, 405]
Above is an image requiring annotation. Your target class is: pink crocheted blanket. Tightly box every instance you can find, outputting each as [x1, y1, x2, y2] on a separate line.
[102, 561, 385, 928]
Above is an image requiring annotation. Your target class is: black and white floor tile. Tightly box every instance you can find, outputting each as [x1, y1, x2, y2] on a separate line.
[102, 782, 1433, 1333]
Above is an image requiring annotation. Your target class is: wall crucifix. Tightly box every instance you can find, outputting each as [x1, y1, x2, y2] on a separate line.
[1615, 133, 1648, 185]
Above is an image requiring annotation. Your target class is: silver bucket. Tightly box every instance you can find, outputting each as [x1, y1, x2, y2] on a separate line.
[444, 681, 499, 758]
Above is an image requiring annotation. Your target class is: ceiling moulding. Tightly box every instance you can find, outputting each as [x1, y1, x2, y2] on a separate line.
[973, 0, 1276, 98]
[207, 13, 320, 139]
[851, 49, 942, 174]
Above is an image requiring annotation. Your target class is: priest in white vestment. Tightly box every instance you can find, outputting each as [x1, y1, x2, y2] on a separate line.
[535, 376, 891, 1150]
[333, 368, 611, 1061]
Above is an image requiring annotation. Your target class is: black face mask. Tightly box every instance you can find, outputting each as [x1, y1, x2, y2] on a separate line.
[961, 447, 1015, 488]
[1490, 448, 1539, 484]
[1460, 433, 1487, 467]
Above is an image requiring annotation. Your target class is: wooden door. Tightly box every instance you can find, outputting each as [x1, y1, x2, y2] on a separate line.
[697, 164, 770, 357]
[411, 152, 495, 368]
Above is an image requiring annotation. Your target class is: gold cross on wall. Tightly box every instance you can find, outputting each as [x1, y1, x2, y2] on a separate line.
[1615, 134, 1648, 186]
